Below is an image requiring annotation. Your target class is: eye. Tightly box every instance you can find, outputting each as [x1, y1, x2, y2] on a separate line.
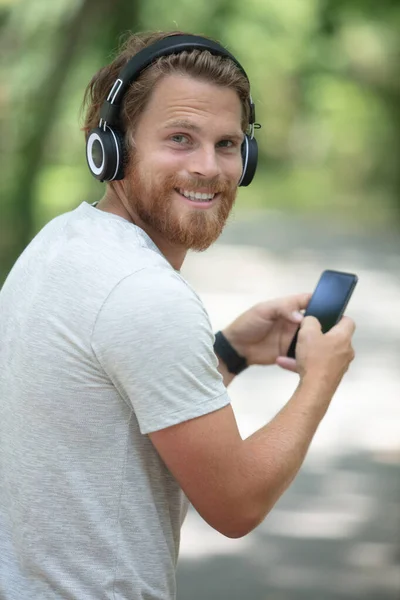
[170, 134, 190, 144]
[217, 139, 238, 149]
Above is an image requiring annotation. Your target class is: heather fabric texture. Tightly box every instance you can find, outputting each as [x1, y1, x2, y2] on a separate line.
[0, 202, 230, 600]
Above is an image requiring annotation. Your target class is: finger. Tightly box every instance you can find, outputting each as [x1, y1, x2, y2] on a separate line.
[272, 293, 313, 323]
[289, 291, 312, 310]
[288, 293, 313, 323]
[339, 315, 356, 333]
[296, 292, 313, 310]
[330, 315, 356, 336]
[300, 315, 322, 331]
[276, 356, 299, 373]
[256, 293, 311, 319]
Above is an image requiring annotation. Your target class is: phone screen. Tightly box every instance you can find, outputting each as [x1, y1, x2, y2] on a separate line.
[305, 270, 357, 333]
[287, 270, 358, 358]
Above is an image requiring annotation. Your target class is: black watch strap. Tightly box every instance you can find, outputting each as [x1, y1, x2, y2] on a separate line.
[213, 331, 248, 375]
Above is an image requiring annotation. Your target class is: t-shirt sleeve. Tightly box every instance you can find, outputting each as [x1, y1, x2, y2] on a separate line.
[91, 267, 230, 434]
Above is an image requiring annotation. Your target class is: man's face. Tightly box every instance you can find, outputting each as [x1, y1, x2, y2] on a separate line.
[125, 74, 244, 251]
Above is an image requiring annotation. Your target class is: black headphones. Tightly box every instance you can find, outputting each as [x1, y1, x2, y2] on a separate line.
[86, 34, 258, 186]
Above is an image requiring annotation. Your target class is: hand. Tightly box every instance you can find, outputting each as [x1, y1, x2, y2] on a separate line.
[277, 315, 356, 386]
[222, 293, 311, 369]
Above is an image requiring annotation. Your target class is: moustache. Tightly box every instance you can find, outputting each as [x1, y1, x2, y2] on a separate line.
[166, 174, 235, 195]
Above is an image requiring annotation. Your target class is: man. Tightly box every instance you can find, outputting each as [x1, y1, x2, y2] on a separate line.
[0, 30, 355, 600]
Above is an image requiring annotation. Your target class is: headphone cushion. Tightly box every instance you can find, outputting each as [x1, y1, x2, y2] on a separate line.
[239, 135, 258, 187]
[111, 129, 126, 180]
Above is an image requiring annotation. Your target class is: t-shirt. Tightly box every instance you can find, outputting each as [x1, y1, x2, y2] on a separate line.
[0, 201, 230, 600]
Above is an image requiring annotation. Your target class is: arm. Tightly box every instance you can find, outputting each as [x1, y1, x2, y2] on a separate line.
[150, 375, 331, 538]
[150, 316, 355, 538]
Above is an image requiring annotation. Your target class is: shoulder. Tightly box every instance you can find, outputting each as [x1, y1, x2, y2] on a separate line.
[92, 266, 211, 344]
[106, 266, 204, 312]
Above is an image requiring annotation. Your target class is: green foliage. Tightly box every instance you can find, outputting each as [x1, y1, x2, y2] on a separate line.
[1, 0, 399, 280]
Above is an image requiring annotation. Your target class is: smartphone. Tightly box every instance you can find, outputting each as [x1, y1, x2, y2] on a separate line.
[287, 269, 358, 359]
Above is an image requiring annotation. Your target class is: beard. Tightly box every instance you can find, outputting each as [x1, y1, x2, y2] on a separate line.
[125, 162, 238, 252]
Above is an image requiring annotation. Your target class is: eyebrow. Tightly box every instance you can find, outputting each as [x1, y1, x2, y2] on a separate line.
[163, 119, 244, 142]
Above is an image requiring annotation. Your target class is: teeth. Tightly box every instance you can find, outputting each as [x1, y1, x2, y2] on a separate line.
[179, 189, 215, 201]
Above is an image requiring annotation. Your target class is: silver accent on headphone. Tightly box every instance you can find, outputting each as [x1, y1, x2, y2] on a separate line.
[108, 78, 123, 104]
[248, 95, 255, 138]
[86, 132, 105, 176]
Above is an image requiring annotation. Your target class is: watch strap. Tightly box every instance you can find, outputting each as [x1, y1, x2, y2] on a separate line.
[213, 331, 248, 375]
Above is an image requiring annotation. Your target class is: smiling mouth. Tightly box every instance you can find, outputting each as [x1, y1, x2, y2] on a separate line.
[176, 188, 218, 203]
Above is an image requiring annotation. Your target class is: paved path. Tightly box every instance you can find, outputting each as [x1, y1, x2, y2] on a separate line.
[176, 212, 400, 600]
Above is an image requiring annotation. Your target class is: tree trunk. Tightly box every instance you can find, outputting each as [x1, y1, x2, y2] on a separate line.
[2, 0, 139, 281]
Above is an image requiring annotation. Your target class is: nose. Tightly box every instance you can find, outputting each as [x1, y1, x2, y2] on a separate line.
[188, 145, 222, 180]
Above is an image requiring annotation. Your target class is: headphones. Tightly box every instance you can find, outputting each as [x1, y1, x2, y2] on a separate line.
[86, 34, 258, 186]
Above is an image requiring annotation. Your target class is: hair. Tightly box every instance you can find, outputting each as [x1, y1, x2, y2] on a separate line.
[81, 30, 251, 155]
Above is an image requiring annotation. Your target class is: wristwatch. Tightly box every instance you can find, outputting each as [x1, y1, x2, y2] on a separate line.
[213, 331, 248, 375]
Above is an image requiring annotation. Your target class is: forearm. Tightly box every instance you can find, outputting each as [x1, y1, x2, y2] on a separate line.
[236, 376, 335, 530]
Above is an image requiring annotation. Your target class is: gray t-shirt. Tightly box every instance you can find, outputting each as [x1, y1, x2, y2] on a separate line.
[0, 201, 230, 600]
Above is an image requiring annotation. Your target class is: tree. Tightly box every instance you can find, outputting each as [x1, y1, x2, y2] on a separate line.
[0, 0, 140, 282]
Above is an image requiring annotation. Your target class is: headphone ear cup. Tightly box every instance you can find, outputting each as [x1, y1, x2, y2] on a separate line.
[239, 135, 258, 187]
[86, 126, 125, 182]
[112, 129, 126, 180]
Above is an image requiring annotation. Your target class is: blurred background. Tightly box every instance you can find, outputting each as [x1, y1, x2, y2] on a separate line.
[1, 0, 399, 598]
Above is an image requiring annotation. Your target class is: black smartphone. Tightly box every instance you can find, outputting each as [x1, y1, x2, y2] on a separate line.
[287, 269, 358, 359]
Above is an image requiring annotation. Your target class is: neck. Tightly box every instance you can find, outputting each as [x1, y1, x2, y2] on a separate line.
[95, 183, 187, 271]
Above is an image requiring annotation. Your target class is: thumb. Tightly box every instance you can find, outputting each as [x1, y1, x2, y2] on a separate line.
[300, 315, 322, 331]
[276, 356, 298, 373]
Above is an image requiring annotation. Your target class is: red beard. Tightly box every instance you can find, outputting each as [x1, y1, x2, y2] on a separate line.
[126, 167, 238, 252]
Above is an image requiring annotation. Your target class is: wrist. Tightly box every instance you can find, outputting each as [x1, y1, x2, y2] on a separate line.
[296, 371, 337, 414]
[300, 367, 342, 395]
[213, 331, 248, 375]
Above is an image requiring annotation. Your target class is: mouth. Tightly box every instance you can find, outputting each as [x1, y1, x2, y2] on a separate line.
[175, 188, 220, 208]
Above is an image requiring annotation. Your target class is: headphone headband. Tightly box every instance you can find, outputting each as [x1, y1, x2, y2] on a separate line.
[87, 33, 259, 186]
[99, 34, 255, 128]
